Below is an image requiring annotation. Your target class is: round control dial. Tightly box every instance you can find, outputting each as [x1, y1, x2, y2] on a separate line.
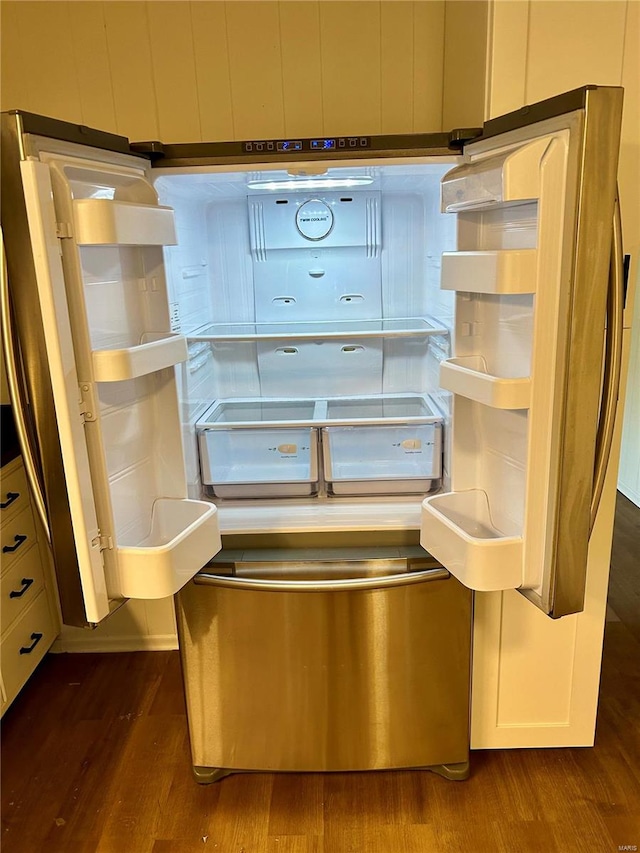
[295, 199, 334, 241]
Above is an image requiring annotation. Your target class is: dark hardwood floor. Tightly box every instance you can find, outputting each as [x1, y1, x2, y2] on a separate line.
[2, 493, 639, 852]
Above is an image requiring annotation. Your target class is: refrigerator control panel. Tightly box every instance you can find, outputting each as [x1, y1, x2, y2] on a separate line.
[243, 137, 370, 154]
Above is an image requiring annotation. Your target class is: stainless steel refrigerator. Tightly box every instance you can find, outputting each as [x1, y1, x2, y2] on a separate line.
[0, 85, 624, 780]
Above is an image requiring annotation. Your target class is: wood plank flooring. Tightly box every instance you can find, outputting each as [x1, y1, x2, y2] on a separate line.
[2, 494, 639, 852]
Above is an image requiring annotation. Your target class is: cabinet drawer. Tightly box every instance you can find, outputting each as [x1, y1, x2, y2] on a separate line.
[1, 545, 45, 635]
[0, 462, 29, 522]
[1, 590, 55, 712]
[1, 506, 37, 575]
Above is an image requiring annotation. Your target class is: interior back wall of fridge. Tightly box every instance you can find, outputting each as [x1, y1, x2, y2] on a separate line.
[154, 162, 458, 500]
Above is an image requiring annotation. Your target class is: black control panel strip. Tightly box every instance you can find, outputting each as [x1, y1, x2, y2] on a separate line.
[132, 131, 479, 167]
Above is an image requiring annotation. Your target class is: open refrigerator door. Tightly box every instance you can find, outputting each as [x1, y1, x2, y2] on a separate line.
[421, 86, 624, 617]
[2, 117, 221, 626]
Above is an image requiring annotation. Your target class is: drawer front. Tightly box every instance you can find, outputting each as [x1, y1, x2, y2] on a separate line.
[322, 423, 443, 490]
[199, 428, 318, 488]
[1, 506, 37, 575]
[0, 463, 29, 523]
[1, 590, 55, 711]
[1, 545, 45, 635]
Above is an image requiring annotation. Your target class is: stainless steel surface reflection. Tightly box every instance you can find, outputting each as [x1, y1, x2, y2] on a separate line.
[176, 548, 471, 774]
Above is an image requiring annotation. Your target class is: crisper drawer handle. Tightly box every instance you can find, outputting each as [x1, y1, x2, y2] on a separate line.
[194, 566, 449, 593]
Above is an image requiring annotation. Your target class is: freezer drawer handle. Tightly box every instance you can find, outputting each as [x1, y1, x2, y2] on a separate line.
[194, 566, 449, 593]
[0, 492, 20, 509]
[9, 577, 35, 598]
[19, 632, 43, 655]
[3, 534, 27, 553]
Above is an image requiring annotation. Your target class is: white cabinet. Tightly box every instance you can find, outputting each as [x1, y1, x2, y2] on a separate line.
[1, 456, 59, 716]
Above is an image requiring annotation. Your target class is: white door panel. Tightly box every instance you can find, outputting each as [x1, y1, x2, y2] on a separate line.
[21, 160, 109, 623]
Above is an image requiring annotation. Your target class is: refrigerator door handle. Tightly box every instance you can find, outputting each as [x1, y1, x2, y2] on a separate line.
[0, 231, 51, 542]
[590, 192, 624, 534]
[194, 565, 450, 593]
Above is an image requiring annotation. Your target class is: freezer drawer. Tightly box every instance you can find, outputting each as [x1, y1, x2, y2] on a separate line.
[322, 423, 442, 495]
[198, 427, 318, 498]
[176, 544, 471, 776]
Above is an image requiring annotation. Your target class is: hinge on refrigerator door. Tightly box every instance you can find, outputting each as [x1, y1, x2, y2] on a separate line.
[55, 222, 73, 239]
[91, 531, 113, 552]
[79, 382, 98, 423]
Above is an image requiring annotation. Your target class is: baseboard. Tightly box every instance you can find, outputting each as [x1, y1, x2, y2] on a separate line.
[618, 483, 640, 508]
[51, 634, 179, 653]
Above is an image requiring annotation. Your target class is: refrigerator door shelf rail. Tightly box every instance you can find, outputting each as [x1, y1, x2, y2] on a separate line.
[441, 250, 537, 294]
[421, 489, 522, 591]
[113, 498, 220, 599]
[187, 317, 449, 343]
[73, 199, 177, 246]
[91, 333, 188, 382]
[439, 356, 531, 409]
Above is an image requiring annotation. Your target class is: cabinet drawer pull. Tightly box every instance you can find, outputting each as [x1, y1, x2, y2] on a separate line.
[0, 491, 20, 509]
[19, 632, 43, 655]
[9, 577, 34, 599]
[3, 534, 27, 553]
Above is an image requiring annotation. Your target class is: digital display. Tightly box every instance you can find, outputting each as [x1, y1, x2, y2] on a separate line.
[276, 140, 303, 152]
[311, 139, 336, 150]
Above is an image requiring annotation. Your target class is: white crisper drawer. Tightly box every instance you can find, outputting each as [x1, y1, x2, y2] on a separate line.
[322, 423, 443, 496]
[199, 428, 318, 498]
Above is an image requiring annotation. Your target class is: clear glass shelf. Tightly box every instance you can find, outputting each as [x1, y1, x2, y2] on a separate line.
[196, 394, 444, 429]
[188, 317, 448, 342]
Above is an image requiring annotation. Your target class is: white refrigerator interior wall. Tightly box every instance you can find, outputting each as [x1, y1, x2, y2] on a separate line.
[156, 164, 456, 500]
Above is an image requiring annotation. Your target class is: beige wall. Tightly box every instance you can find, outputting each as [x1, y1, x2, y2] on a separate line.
[487, 0, 639, 505]
[0, 0, 488, 142]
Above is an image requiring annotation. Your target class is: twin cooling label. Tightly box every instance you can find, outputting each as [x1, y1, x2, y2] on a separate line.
[295, 199, 334, 241]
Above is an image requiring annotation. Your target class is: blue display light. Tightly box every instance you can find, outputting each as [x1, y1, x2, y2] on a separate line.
[276, 141, 303, 152]
[311, 139, 337, 150]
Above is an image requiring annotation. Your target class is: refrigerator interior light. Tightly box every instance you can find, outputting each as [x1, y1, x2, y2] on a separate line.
[246, 176, 375, 191]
